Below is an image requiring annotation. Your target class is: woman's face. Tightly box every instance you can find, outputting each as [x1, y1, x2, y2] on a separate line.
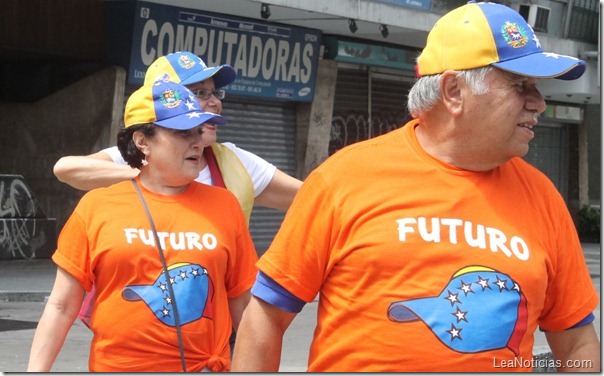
[139, 125, 206, 187]
[185, 78, 223, 147]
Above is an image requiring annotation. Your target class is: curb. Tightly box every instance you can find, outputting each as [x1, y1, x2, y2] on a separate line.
[0, 292, 49, 302]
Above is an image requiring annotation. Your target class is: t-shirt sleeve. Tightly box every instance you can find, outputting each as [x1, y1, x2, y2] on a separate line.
[51, 203, 94, 291]
[251, 271, 306, 313]
[221, 142, 276, 197]
[256, 170, 335, 302]
[538, 199, 599, 331]
[101, 146, 126, 165]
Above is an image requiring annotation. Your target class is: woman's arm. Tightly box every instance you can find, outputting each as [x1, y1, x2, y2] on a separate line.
[53, 151, 139, 191]
[27, 267, 86, 371]
[253, 169, 302, 210]
[228, 290, 252, 332]
[221, 143, 302, 211]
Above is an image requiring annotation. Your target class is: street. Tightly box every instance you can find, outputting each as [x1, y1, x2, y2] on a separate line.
[0, 243, 599, 372]
[0, 299, 316, 373]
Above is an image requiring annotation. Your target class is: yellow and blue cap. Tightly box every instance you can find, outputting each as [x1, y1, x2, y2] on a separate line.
[124, 81, 227, 130]
[144, 51, 237, 88]
[417, 1, 586, 80]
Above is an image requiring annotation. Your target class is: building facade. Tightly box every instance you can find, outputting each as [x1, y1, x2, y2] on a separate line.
[0, 0, 599, 257]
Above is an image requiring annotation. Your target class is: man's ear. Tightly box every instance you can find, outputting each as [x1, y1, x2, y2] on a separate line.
[440, 70, 464, 116]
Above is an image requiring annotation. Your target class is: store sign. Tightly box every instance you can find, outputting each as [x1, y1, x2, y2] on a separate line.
[129, 1, 322, 101]
[324, 36, 417, 71]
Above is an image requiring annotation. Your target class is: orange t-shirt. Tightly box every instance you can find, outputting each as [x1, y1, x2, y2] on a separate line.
[257, 120, 598, 372]
[53, 178, 258, 372]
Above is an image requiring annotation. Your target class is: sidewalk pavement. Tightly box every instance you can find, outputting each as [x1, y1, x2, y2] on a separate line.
[0, 260, 316, 372]
[0, 244, 599, 372]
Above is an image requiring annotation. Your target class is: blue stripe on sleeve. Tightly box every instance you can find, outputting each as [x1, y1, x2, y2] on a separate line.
[539, 313, 595, 332]
[250, 271, 306, 313]
[569, 313, 595, 329]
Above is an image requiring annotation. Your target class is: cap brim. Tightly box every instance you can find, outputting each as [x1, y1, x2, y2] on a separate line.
[179, 65, 237, 88]
[493, 53, 586, 80]
[155, 112, 227, 130]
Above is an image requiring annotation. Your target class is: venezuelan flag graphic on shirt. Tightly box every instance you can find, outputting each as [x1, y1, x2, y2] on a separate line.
[122, 262, 214, 326]
[388, 266, 528, 355]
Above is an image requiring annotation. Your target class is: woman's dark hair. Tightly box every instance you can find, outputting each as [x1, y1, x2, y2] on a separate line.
[116, 123, 157, 169]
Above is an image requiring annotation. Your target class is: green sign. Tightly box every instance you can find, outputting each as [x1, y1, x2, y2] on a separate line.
[324, 36, 417, 70]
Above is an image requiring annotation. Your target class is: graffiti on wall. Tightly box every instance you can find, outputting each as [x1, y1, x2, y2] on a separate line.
[329, 111, 408, 155]
[0, 175, 56, 260]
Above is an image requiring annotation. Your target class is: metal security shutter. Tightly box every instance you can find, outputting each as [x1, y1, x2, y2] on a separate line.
[370, 72, 414, 138]
[330, 67, 413, 155]
[330, 68, 370, 154]
[220, 98, 297, 256]
[522, 123, 569, 200]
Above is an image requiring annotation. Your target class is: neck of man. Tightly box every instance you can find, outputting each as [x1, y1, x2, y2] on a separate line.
[414, 119, 508, 172]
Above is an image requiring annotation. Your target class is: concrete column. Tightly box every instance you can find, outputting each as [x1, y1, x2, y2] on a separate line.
[578, 120, 589, 207]
[295, 59, 338, 179]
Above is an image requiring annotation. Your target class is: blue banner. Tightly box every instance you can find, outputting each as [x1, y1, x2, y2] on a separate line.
[371, 0, 432, 11]
[129, 1, 322, 101]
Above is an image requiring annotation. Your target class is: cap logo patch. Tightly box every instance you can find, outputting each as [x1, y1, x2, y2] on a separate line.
[501, 21, 528, 48]
[178, 54, 196, 70]
[160, 88, 182, 109]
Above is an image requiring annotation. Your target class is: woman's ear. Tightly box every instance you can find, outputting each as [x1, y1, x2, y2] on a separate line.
[132, 131, 149, 155]
[440, 70, 464, 116]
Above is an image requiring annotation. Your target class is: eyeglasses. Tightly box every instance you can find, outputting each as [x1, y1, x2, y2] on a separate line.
[192, 89, 225, 100]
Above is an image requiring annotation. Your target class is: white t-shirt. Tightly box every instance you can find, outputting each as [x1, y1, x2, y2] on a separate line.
[102, 142, 276, 197]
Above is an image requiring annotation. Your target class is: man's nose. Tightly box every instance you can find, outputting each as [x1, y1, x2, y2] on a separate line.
[527, 86, 546, 115]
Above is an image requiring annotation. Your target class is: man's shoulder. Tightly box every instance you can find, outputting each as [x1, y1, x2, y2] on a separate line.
[504, 157, 562, 196]
[320, 127, 407, 168]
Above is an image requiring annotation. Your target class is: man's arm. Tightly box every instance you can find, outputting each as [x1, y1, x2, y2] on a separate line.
[231, 296, 296, 372]
[254, 169, 302, 210]
[28, 267, 86, 371]
[53, 151, 139, 191]
[545, 323, 600, 372]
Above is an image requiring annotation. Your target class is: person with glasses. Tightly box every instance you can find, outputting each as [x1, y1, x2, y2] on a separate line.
[192, 88, 226, 101]
[53, 51, 302, 218]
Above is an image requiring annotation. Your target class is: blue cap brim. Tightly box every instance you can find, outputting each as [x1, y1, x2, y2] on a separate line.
[155, 112, 227, 130]
[179, 65, 237, 88]
[493, 53, 587, 80]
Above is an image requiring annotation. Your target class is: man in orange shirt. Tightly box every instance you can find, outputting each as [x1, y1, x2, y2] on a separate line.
[231, 2, 599, 372]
